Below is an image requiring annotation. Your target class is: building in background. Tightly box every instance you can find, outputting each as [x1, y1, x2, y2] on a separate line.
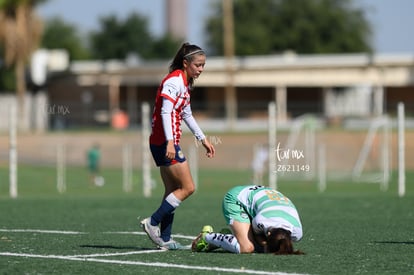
[38, 52, 414, 131]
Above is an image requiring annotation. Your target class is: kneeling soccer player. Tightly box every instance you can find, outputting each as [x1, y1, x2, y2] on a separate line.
[192, 185, 304, 254]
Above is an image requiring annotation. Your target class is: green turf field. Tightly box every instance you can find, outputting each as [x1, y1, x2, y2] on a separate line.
[0, 166, 413, 274]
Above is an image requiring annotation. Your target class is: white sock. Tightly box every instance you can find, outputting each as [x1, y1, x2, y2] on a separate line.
[165, 193, 181, 208]
[205, 233, 240, 254]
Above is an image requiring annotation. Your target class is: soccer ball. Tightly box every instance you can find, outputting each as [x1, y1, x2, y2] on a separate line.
[201, 225, 213, 234]
[94, 176, 105, 187]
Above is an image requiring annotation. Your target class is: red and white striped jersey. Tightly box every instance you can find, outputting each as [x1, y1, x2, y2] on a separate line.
[150, 70, 190, 145]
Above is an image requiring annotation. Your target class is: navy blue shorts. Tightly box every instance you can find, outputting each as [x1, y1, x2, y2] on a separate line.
[150, 142, 186, 166]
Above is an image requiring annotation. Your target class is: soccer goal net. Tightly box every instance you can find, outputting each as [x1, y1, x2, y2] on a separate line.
[266, 103, 393, 191]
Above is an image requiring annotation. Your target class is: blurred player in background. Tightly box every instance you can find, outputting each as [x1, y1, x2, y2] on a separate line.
[87, 143, 104, 186]
[141, 43, 215, 250]
[251, 143, 268, 185]
[192, 185, 304, 254]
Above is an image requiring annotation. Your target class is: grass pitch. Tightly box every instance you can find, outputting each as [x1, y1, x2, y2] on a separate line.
[0, 166, 413, 274]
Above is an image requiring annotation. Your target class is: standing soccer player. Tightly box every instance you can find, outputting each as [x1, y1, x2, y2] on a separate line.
[87, 143, 102, 186]
[141, 43, 215, 250]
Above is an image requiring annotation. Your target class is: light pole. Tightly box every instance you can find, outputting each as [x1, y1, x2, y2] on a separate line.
[223, 0, 237, 130]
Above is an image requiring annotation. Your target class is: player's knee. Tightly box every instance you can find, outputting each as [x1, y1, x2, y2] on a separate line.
[184, 184, 196, 196]
[180, 183, 195, 198]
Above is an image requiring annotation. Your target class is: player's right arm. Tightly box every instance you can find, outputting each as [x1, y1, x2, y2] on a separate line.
[160, 77, 180, 159]
[160, 98, 175, 159]
[253, 232, 267, 252]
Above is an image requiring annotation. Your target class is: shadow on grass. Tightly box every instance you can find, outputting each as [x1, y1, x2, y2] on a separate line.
[80, 244, 234, 253]
[80, 244, 155, 250]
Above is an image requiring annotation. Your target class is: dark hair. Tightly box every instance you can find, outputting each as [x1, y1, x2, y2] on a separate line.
[169, 42, 205, 89]
[266, 228, 304, 255]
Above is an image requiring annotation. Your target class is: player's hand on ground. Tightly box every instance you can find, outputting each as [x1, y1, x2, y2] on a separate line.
[191, 233, 204, 252]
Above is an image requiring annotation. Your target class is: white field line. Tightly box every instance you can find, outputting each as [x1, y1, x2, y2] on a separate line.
[0, 252, 309, 275]
[0, 229, 85, 234]
[104, 231, 195, 240]
[0, 229, 195, 240]
[0, 229, 310, 275]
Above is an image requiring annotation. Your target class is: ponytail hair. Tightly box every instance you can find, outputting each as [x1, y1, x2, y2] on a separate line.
[266, 228, 305, 255]
[169, 42, 205, 90]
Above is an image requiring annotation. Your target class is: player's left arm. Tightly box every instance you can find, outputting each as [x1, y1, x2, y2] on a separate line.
[182, 104, 215, 158]
[251, 217, 268, 252]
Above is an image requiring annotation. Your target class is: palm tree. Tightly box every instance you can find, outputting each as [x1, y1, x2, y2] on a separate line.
[0, 0, 44, 129]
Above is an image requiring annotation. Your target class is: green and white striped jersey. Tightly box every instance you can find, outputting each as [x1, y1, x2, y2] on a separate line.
[236, 185, 303, 241]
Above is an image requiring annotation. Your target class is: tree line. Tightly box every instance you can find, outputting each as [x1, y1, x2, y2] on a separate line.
[1, 0, 373, 92]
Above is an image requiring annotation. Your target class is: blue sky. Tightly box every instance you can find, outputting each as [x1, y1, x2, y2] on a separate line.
[36, 0, 414, 54]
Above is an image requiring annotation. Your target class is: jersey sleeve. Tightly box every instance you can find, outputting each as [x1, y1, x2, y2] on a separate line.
[161, 98, 174, 141]
[182, 104, 205, 141]
[160, 76, 181, 103]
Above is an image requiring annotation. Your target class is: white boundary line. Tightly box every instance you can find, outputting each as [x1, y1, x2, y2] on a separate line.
[0, 252, 308, 275]
[0, 229, 194, 240]
[0, 229, 310, 275]
[103, 231, 195, 240]
[0, 229, 85, 234]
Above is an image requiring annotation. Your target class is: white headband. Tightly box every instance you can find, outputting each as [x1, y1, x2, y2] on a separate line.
[184, 49, 205, 58]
